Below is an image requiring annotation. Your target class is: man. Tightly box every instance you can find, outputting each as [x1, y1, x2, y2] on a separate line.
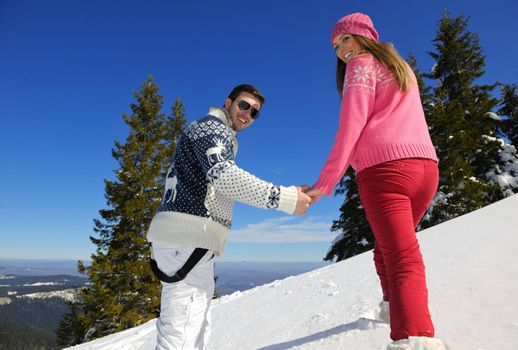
[147, 84, 311, 349]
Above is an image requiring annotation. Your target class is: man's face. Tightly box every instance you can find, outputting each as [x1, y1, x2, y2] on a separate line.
[224, 92, 261, 132]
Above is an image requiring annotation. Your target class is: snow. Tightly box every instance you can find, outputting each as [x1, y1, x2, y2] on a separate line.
[483, 136, 518, 194]
[468, 176, 480, 183]
[357, 238, 369, 246]
[423, 191, 452, 222]
[17, 288, 78, 302]
[485, 112, 502, 121]
[22, 281, 62, 286]
[65, 195, 518, 350]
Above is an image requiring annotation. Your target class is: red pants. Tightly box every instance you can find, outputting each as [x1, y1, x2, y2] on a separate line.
[356, 158, 439, 340]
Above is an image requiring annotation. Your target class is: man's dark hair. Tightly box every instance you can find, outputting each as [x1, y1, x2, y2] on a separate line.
[227, 84, 265, 105]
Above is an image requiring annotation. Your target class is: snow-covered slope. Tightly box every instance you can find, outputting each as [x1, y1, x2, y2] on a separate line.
[66, 195, 518, 350]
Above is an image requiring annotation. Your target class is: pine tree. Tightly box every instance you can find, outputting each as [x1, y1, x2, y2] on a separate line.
[56, 291, 85, 347]
[407, 53, 434, 123]
[498, 84, 518, 148]
[491, 83, 518, 195]
[420, 12, 517, 228]
[406, 53, 441, 229]
[324, 168, 372, 262]
[57, 76, 187, 342]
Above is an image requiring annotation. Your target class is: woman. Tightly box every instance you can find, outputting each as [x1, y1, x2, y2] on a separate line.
[306, 12, 447, 350]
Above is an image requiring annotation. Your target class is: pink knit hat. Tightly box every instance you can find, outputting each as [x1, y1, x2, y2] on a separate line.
[330, 12, 378, 44]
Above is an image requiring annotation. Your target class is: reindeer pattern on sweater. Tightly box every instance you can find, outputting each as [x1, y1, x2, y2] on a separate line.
[158, 113, 282, 229]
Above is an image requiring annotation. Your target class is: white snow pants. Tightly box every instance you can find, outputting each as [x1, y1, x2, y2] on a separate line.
[152, 242, 215, 350]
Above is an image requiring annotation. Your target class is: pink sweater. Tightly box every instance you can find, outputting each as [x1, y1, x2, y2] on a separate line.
[313, 54, 437, 195]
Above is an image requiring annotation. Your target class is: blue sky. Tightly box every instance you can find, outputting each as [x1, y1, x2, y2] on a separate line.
[1, 0, 517, 262]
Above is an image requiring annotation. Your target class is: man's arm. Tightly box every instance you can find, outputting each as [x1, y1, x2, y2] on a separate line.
[189, 121, 310, 214]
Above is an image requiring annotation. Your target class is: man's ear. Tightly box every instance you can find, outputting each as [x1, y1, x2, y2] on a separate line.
[224, 98, 232, 109]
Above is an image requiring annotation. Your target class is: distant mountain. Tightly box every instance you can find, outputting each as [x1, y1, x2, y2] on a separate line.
[0, 274, 88, 350]
[215, 261, 329, 296]
[0, 259, 89, 277]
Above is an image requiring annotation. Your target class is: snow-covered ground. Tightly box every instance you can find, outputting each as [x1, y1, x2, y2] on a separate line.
[66, 194, 518, 350]
[16, 288, 78, 302]
[22, 281, 64, 286]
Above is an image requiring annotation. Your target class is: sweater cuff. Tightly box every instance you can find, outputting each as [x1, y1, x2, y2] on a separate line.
[312, 177, 335, 196]
[276, 186, 297, 214]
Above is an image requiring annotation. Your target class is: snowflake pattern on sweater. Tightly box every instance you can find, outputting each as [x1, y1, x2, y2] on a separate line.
[344, 57, 394, 95]
[157, 114, 282, 229]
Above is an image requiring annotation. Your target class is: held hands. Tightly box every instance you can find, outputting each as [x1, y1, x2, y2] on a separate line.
[294, 186, 311, 215]
[293, 185, 325, 215]
[304, 188, 324, 203]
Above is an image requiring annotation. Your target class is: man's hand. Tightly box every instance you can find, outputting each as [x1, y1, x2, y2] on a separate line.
[294, 186, 312, 215]
[304, 188, 325, 204]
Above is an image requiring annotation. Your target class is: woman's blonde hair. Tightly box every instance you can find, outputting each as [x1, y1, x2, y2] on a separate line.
[336, 35, 413, 97]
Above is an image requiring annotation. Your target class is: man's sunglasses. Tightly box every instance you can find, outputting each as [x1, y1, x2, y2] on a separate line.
[237, 100, 260, 119]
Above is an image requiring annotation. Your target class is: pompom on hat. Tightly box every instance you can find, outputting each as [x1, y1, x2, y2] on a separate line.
[330, 12, 378, 44]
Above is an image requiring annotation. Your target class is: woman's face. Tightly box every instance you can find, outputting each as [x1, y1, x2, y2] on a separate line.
[333, 34, 364, 64]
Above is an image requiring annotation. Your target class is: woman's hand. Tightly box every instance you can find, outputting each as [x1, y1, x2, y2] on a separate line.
[304, 187, 325, 204]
